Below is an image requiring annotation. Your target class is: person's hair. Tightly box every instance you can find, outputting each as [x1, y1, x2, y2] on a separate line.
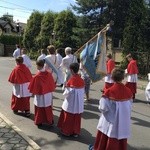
[107, 53, 112, 59]
[41, 49, 46, 54]
[70, 63, 79, 74]
[16, 44, 20, 48]
[56, 48, 61, 54]
[36, 59, 45, 68]
[126, 53, 132, 59]
[65, 47, 72, 54]
[111, 68, 124, 82]
[16, 56, 23, 64]
[47, 45, 55, 54]
[21, 48, 26, 54]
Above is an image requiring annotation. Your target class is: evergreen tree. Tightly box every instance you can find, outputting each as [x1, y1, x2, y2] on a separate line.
[36, 11, 57, 48]
[72, 0, 108, 36]
[108, 0, 130, 47]
[54, 10, 76, 48]
[122, 0, 149, 74]
[23, 11, 43, 50]
[123, 0, 147, 55]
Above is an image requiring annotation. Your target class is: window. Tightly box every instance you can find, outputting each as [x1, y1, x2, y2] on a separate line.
[5, 27, 11, 34]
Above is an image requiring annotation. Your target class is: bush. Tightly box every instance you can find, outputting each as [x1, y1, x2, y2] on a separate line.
[0, 35, 23, 45]
[28, 50, 39, 60]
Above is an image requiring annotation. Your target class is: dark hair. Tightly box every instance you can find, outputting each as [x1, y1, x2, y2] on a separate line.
[41, 49, 46, 54]
[47, 45, 55, 54]
[16, 44, 20, 48]
[111, 68, 124, 82]
[16, 56, 23, 64]
[107, 53, 112, 59]
[36, 59, 45, 68]
[70, 63, 79, 74]
[56, 48, 61, 54]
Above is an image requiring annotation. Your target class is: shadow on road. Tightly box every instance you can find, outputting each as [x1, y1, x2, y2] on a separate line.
[128, 144, 150, 150]
[131, 116, 150, 128]
[31, 126, 95, 149]
[134, 98, 148, 104]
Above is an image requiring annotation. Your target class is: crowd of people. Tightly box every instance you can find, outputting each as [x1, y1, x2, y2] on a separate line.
[9, 44, 149, 150]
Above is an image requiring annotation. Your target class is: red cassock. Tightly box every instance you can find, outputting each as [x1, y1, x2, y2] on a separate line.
[125, 60, 138, 98]
[106, 59, 115, 74]
[94, 83, 133, 150]
[57, 74, 85, 136]
[28, 71, 56, 125]
[8, 64, 32, 111]
[104, 59, 115, 91]
[127, 60, 138, 75]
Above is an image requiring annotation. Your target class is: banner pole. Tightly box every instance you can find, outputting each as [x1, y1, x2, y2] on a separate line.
[75, 24, 110, 55]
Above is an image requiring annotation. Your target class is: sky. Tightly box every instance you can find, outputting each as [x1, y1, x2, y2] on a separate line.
[0, 0, 76, 23]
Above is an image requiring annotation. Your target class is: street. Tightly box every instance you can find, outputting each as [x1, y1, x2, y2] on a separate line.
[0, 57, 149, 150]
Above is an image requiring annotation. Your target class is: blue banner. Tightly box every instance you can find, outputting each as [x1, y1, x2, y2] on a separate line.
[80, 32, 106, 82]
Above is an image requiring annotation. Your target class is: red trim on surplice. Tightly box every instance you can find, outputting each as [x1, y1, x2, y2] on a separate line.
[103, 83, 133, 101]
[28, 71, 56, 95]
[8, 64, 32, 84]
[127, 60, 138, 74]
[66, 74, 84, 88]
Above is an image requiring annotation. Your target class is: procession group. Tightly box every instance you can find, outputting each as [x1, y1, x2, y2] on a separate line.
[8, 44, 149, 150]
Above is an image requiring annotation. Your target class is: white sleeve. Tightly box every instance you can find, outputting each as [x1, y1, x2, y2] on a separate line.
[13, 50, 17, 58]
[99, 97, 109, 113]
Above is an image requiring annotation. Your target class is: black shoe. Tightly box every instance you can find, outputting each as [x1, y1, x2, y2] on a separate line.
[25, 110, 31, 117]
[60, 130, 70, 137]
[13, 110, 18, 114]
[37, 124, 43, 128]
[72, 134, 79, 138]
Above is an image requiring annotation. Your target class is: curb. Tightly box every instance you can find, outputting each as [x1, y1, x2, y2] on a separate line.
[0, 112, 41, 150]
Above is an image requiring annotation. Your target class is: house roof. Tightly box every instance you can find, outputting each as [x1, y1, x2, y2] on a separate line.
[0, 19, 7, 27]
[0, 19, 14, 30]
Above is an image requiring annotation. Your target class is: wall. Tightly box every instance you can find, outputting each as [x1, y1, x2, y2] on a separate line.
[0, 43, 4, 56]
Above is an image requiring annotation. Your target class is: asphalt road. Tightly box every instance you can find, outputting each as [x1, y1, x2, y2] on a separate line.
[0, 57, 149, 150]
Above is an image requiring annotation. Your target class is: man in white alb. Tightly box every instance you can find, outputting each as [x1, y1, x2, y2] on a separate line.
[60, 47, 77, 85]
[13, 44, 21, 58]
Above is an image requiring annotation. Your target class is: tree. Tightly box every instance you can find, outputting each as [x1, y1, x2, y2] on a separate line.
[36, 11, 57, 48]
[123, 0, 147, 55]
[72, 0, 107, 27]
[106, 0, 130, 48]
[23, 11, 43, 50]
[72, 0, 130, 48]
[54, 10, 76, 48]
[121, 0, 150, 75]
[72, 0, 108, 38]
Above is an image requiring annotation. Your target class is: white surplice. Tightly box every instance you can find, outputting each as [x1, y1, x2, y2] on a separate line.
[62, 87, 84, 114]
[97, 97, 132, 140]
